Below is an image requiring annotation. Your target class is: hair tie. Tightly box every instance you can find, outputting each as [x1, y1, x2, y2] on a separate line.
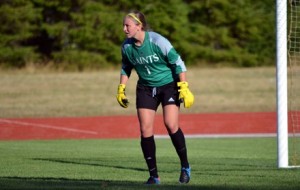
[127, 13, 142, 25]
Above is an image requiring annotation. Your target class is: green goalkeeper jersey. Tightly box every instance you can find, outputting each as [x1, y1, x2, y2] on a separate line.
[121, 31, 187, 87]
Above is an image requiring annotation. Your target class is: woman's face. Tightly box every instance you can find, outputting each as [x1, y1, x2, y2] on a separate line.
[123, 17, 141, 38]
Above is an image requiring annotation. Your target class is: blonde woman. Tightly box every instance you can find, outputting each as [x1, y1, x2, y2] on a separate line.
[116, 11, 194, 185]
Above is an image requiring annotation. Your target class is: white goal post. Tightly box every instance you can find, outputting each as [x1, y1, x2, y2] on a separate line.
[277, 0, 300, 168]
[276, 0, 288, 168]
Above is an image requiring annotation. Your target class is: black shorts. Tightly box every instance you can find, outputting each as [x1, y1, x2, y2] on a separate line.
[136, 82, 180, 110]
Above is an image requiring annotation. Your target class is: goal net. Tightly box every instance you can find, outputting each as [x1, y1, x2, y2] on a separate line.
[287, 0, 300, 167]
[277, 0, 300, 168]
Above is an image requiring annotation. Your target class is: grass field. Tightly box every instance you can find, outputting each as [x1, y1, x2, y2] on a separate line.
[0, 138, 300, 190]
[0, 67, 277, 118]
[1, 67, 300, 189]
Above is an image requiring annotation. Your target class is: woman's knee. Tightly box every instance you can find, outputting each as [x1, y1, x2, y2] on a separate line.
[165, 122, 179, 134]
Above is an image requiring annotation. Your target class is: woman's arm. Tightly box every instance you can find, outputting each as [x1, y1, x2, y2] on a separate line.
[119, 74, 129, 84]
[179, 71, 187, 82]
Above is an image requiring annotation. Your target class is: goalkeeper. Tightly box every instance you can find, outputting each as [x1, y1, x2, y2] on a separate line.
[116, 11, 194, 185]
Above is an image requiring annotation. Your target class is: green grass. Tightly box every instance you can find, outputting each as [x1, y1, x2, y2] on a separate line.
[0, 67, 277, 118]
[1, 67, 299, 189]
[0, 138, 300, 190]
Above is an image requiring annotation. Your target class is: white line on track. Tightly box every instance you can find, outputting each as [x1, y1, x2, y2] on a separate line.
[155, 133, 300, 139]
[0, 119, 98, 135]
[155, 133, 277, 139]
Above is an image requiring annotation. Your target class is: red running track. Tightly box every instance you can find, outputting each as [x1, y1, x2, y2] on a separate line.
[0, 112, 286, 140]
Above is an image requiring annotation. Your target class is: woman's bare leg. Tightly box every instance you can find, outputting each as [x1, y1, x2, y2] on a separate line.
[137, 108, 159, 179]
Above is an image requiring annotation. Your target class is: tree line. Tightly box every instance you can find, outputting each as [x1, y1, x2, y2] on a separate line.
[0, 0, 275, 70]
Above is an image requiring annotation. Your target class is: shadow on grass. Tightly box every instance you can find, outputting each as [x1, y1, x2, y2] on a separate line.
[32, 158, 147, 172]
[0, 176, 266, 190]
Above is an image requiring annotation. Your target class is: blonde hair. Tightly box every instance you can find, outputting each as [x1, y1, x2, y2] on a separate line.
[126, 11, 149, 31]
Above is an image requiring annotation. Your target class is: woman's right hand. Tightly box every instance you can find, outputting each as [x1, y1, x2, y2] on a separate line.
[116, 84, 129, 108]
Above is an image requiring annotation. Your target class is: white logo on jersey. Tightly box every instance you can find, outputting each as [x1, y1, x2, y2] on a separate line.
[136, 53, 159, 64]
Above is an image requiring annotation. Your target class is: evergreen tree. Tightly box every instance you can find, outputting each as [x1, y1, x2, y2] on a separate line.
[0, 0, 276, 69]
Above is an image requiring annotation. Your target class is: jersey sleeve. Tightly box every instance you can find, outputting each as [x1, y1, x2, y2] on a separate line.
[120, 45, 133, 77]
[167, 48, 187, 74]
[151, 32, 187, 74]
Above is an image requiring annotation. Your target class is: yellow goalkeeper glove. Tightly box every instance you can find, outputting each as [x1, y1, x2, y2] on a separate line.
[116, 84, 129, 108]
[177, 81, 194, 108]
